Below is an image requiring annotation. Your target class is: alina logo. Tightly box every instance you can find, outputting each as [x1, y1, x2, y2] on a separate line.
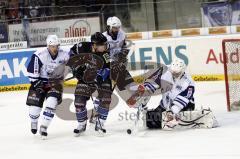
[64, 20, 91, 37]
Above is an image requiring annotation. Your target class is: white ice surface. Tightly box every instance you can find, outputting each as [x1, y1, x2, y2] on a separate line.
[0, 81, 240, 159]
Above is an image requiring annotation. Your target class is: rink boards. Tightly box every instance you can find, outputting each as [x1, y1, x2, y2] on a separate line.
[1, 34, 240, 92]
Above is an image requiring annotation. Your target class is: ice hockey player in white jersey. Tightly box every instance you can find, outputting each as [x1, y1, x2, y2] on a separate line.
[103, 16, 134, 91]
[103, 16, 126, 57]
[26, 35, 70, 139]
[145, 58, 195, 129]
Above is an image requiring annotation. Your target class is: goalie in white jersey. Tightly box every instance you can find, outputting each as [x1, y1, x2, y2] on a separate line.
[26, 35, 70, 138]
[145, 58, 195, 129]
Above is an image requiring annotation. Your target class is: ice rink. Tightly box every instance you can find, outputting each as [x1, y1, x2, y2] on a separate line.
[0, 81, 240, 159]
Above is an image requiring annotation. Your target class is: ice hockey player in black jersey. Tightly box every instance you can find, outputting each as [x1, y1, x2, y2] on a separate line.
[89, 16, 136, 123]
[67, 32, 111, 136]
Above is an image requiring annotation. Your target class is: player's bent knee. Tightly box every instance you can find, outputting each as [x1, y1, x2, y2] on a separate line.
[74, 95, 88, 108]
[45, 97, 58, 110]
[100, 97, 111, 108]
[182, 102, 195, 111]
[47, 90, 62, 105]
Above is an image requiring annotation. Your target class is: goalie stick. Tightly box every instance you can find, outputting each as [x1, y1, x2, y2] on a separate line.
[127, 66, 149, 135]
[126, 103, 148, 135]
[126, 66, 164, 107]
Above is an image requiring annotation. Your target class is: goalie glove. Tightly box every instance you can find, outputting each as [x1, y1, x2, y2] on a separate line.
[163, 111, 180, 129]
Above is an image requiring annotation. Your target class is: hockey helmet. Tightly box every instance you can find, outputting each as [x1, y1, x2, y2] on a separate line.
[46, 35, 60, 46]
[169, 58, 186, 78]
[107, 16, 122, 30]
[91, 32, 108, 52]
[91, 32, 107, 45]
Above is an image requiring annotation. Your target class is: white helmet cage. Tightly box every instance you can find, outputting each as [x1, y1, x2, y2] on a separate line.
[46, 35, 60, 46]
[169, 58, 186, 78]
[107, 16, 122, 30]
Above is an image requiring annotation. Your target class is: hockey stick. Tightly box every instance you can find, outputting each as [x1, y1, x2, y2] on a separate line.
[111, 70, 120, 91]
[127, 104, 147, 135]
[110, 45, 132, 92]
[127, 66, 149, 135]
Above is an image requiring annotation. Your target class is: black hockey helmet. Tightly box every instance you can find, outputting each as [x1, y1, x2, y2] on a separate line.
[91, 32, 107, 45]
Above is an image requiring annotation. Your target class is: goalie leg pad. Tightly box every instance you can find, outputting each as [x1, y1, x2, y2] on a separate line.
[162, 108, 218, 130]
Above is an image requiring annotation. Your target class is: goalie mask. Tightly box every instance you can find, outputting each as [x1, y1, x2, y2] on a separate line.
[169, 58, 186, 79]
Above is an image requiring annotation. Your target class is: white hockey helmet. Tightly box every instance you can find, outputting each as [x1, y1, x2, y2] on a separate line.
[107, 16, 122, 29]
[169, 58, 186, 78]
[46, 35, 60, 46]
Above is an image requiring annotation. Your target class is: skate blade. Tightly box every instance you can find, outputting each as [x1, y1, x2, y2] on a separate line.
[40, 135, 47, 140]
[94, 130, 106, 137]
[74, 131, 85, 137]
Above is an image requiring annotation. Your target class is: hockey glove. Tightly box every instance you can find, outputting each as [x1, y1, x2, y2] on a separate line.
[32, 80, 45, 89]
[31, 80, 48, 93]
[72, 65, 87, 80]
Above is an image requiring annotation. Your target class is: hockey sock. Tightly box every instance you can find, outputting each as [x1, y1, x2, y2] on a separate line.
[93, 98, 100, 110]
[75, 106, 87, 123]
[41, 97, 58, 128]
[29, 106, 42, 123]
[96, 105, 109, 120]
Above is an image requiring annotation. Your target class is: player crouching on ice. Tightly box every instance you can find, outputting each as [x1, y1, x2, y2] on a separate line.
[147, 59, 218, 130]
[128, 58, 218, 131]
[146, 58, 196, 129]
[26, 35, 70, 139]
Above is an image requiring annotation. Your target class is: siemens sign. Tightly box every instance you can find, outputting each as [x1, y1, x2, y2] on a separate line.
[129, 45, 188, 70]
